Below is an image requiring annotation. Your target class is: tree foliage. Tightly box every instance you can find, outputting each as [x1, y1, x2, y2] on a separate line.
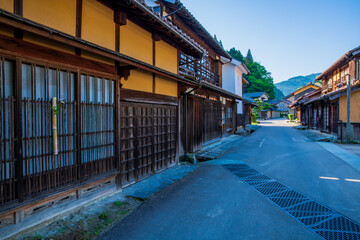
[214, 34, 223, 48]
[245, 49, 253, 64]
[228, 48, 244, 62]
[252, 99, 272, 119]
[228, 48, 275, 99]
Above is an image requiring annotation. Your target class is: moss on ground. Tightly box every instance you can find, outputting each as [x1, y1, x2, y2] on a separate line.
[21, 198, 140, 240]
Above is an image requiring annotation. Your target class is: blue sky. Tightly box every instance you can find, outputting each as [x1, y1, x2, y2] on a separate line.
[180, 0, 360, 83]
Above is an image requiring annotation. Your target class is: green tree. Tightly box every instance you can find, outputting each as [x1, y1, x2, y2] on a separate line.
[244, 62, 275, 99]
[228, 48, 275, 99]
[214, 34, 223, 48]
[245, 49, 253, 64]
[252, 99, 272, 119]
[228, 47, 244, 62]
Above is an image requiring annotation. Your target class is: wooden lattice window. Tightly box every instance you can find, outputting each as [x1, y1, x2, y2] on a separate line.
[0, 58, 16, 204]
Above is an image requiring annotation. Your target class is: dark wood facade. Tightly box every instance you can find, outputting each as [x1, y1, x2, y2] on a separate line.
[0, 0, 242, 234]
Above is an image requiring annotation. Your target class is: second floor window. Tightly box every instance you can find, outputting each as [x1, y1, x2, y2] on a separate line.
[328, 78, 333, 89]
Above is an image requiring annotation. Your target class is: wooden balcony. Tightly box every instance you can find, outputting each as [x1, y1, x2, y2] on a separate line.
[179, 53, 220, 87]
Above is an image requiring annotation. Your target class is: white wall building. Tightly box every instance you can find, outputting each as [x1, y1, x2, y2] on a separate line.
[221, 57, 250, 117]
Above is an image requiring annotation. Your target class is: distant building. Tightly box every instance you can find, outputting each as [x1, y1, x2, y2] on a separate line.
[262, 99, 290, 119]
[244, 92, 269, 102]
[286, 83, 321, 118]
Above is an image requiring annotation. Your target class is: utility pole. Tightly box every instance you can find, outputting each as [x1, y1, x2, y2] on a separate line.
[346, 73, 351, 143]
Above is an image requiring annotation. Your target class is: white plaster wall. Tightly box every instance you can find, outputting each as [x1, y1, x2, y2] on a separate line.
[222, 63, 245, 114]
[222, 64, 235, 93]
[235, 67, 244, 114]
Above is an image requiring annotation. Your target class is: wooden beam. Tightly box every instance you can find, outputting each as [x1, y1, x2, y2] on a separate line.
[152, 32, 161, 42]
[0, 34, 117, 76]
[117, 66, 137, 80]
[115, 23, 120, 52]
[75, 0, 83, 56]
[120, 88, 178, 106]
[153, 39, 156, 93]
[14, 0, 23, 16]
[114, 9, 127, 26]
[76, 0, 82, 38]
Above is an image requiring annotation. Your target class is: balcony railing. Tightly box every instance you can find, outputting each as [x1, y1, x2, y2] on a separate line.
[179, 53, 220, 86]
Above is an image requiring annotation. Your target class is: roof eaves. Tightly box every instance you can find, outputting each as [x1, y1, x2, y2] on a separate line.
[200, 81, 243, 100]
[316, 46, 360, 80]
[131, 0, 204, 56]
[160, 0, 231, 59]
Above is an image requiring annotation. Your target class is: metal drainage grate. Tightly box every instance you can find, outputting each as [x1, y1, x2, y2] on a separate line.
[224, 164, 360, 240]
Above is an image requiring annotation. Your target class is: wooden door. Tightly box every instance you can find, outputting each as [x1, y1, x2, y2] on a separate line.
[192, 96, 203, 152]
[120, 102, 177, 186]
[331, 103, 339, 135]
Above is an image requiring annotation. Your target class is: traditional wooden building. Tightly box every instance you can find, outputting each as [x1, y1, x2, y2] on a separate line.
[296, 46, 360, 139]
[0, 0, 240, 236]
[156, 0, 241, 153]
[286, 82, 321, 119]
[263, 99, 290, 119]
[244, 92, 269, 102]
[289, 89, 322, 126]
[242, 95, 256, 125]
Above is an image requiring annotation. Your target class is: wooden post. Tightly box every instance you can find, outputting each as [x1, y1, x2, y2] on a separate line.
[14, 0, 23, 16]
[346, 73, 352, 143]
[14, 58, 24, 203]
[115, 77, 122, 188]
[75, 71, 82, 181]
[184, 94, 188, 154]
[133, 106, 139, 181]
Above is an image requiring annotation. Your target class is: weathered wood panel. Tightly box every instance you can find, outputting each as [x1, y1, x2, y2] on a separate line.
[120, 101, 177, 186]
[203, 99, 221, 144]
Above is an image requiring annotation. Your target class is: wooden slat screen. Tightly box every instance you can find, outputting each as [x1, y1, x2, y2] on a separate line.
[21, 64, 77, 197]
[120, 102, 177, 185]
[120, 103, 136, 185]
[0, 56, 120, 205]
[0, 58, 17, 204]
[80, 75, 116, 178]
[136, 104, 154, 179]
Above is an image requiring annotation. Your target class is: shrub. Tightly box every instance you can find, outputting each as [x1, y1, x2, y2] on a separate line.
[99, 212, 109, 220]
[251, 113, 257, 123]
[288, 114, 294, 120]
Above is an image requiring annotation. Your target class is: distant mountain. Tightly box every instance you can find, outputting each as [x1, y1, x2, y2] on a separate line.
[275, 73, 321, 96]
[274, 86, 285, 99]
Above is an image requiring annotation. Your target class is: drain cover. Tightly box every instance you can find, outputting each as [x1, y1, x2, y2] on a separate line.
[224, 164, 360, 240]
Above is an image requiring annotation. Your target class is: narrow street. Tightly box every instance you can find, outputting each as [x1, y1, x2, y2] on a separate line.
[101, 119, 360, 240]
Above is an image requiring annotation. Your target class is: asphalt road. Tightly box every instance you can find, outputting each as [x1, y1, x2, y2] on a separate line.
[101, 119, 360, 240]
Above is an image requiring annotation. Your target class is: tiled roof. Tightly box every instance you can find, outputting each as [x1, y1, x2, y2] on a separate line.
[159, 0, 231, 59]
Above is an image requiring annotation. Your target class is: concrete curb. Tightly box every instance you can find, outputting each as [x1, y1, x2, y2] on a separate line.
[125, 164, 198, 200]
[195, 135, 245, 161]
[317, 142, 360, 173]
